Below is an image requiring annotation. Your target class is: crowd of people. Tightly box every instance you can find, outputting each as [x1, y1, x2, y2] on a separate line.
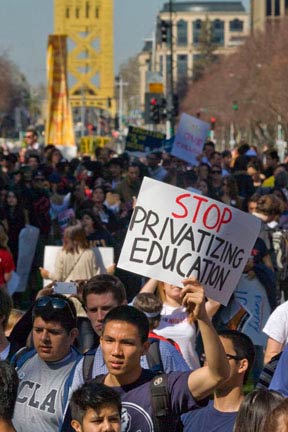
[1, 129, 288, 431]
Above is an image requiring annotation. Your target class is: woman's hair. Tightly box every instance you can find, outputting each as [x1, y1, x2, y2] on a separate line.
[156, 281, 167, 303]
[233, 389, 284, 432]
[0, 224, 9, 249]
[256, 194, 285, 217]
[5, 308, 24, 336]
[222, 175, 239, 199]
[263, 398, 288, 432]
[63, 221, 89, 253]
[80, 209, 106, 231]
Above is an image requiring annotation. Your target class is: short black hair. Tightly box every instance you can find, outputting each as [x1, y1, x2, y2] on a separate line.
[218, 330, 255, 383]
[70, 381, 121, 424]
[32, 294, 77, 333]
[103, 305, 149, 343]
[0, 361, 19, 421]
[83, 275, 127, 306]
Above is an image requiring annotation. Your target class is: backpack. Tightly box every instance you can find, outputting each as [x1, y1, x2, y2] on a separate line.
[256, 351, 282, 389]
[268, 227, 288, 280]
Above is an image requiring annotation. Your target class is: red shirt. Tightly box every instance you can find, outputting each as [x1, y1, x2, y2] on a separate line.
[0, 249, 15, 285]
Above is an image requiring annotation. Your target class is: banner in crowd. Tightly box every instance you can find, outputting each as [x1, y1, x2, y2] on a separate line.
[45, 35, 75, 148]
[117, 177, 261, 305]
[43, 246, 114, 286]
[16, 225, 40, 292]
[171, 113, 210, 165]
[125, 126, 166, 153]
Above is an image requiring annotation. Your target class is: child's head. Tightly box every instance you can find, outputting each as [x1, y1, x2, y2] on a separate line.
[70, 381, 121, 432]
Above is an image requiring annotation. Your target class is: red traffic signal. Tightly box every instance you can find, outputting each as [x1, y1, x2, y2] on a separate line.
[210, 117, 216, 130]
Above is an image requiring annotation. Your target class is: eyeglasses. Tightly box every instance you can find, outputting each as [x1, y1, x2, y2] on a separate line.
[34, 296, 76, 320]
[25, 135, 33, 139]
[201, 353, 242, 362]
[212, 170, 221, 174]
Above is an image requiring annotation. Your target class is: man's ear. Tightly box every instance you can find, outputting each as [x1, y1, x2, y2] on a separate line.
[142, 340, 150, 356]
[238, 358, 249, 375]
[71, 419, 82, 432]
[70, 328, 79, 342]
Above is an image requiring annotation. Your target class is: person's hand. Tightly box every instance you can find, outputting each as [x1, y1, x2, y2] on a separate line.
[180, 277, 206, 323]
[39, 267, 50, 279]
[106, 263, 116, 275]
[36, 283, 54, 299]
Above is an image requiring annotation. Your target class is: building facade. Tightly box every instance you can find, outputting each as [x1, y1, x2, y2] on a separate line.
[251, 0, 288, 32]
[139, 1, 249, 111]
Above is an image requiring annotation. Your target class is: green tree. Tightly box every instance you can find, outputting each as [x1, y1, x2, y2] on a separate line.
[193, 17, 217, 81]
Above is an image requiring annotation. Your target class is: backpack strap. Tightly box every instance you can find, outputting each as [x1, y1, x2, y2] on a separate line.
[10, 347, 36, 369]
[256, 351, 282, 389]
[147, 338, 164, 373]
[82, 348, 96, 382]
[150, 373, 171, 432]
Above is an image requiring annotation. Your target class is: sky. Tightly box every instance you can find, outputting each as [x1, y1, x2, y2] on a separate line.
[0, 0, 250, 86]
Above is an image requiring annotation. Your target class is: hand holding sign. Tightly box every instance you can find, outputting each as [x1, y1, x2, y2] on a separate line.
[180, 278, 206, 323]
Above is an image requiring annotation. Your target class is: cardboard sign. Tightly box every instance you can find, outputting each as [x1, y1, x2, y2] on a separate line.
[171, 113, 210, 165]
[126, 126, 166, 152]
[117, 177, 261, 305]
[43, 246, 114, 286]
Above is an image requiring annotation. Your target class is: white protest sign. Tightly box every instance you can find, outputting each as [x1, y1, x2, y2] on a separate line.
[43, 246, 114, 286]
[117, 177, 261, 305]
[171, 113, 210, 165]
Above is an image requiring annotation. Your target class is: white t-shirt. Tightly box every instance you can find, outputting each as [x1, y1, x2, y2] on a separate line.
[154, 303, 200, 370]
[263, 300, 288, 344]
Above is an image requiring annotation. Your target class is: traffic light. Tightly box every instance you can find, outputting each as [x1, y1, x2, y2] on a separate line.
[160, 97, 167, 120]
[149, 97, 160, 124]
[210, 117, 216, 130]
[160, 20, 169, 43]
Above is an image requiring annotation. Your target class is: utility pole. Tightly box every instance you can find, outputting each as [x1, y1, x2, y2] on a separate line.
[167, 0, 175, 137]
[115, 76, 128, 132]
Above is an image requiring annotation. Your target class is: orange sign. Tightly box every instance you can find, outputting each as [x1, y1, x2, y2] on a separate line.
[149, 83, 164, 93]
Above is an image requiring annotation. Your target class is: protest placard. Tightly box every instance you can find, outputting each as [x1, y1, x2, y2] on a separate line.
[125, 126, 166, 153]
[171, 113, 210, 165]
[43, 246, 114, 286]
[117, 177, 261, 305]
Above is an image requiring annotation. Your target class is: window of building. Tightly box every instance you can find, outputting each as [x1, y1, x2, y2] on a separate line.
[212, 20, 224, 45]
[275, 0, 280, 16]
[177, 20, 188, 46]
[266, 0, 272, 16]
[229, 19, 243, 32]
[66, 7, 70, 18]
[95, 7, 99, 19]
[76, 7, 80, 18]
[177, 55, 188, 78]
[86, 2, 90, 18]
[193, 20, 202, 44]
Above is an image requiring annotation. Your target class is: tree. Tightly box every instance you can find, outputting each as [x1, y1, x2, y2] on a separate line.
[193, 16, 217, 81]
[181, 18, 288, 149]
[118, 55, 140, 116]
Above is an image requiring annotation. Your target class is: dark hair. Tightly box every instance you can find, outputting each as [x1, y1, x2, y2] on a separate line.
[80, 209, 107, 231]
[256, 194, 285, 217]
[63, 222, 89, 253]
[83, 274, 127, 306]
[103, 305, 149, 343]
[218, 330, 255, 384]
[133, 293, 162, 330]
[27, 153, 40, 164]
[0, 290, 13, 330]
[265, 149, 279, 162]
[222, 150, 232, 158]
[26, 127, 38, 138]
[233, 389, 284, 432]
[204, 141, 215, 150]
[0, 361, 19, 421]
[32, 293, 77, 333]
[263, 398, 288, 432]
[70, 381, 121, 424]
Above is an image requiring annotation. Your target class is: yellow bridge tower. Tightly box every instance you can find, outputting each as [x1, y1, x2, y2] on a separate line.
[54, 0, 114, 111]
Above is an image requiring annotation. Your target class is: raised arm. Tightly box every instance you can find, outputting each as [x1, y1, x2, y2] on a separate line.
[180, 278, 230, 400]
[140, 278, 158, 294]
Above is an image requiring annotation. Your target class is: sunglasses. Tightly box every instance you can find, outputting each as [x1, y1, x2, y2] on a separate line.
[201, 353, 242, 362]
[212, 170, 221, 174]
[34, 296, 76, 320]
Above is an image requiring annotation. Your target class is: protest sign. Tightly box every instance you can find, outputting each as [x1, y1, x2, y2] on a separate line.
[15, 225, 40, 292]
[125, 126, 166, 152]
[117, 177, 261, 305]
[43, 246, 114, 286]
[171, 113, 209, 165]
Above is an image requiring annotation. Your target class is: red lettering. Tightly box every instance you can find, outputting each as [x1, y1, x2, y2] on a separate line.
[203, 204, 221, 230]
[217, 207, 232, 232]
[191, 195, 209, 223]
[171, 193, 191, 219]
